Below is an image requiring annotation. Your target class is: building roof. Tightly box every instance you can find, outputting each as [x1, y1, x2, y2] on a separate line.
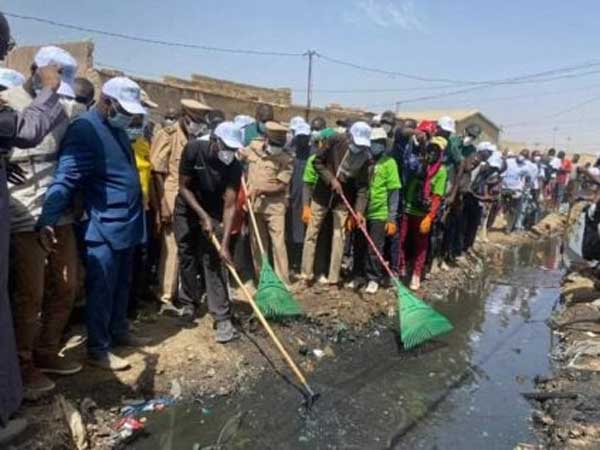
[397, 109, 500, 132]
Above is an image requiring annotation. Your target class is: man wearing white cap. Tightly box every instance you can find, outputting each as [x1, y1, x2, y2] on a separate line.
[2, 45, 82, 398]
[37, 76, 148, 371]
[300, 122, 371, 293]
[175, 121, 243, 343]
[151, 98, 212, 315]
[0, 68, 25, 91]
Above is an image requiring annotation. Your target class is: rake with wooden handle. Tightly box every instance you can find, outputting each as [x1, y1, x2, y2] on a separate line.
[209, 234, 318, 406]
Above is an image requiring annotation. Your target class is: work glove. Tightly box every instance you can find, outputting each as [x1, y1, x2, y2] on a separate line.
[419, 215, 433, 235]
[302, 205, 312, 225]
[345, 215, 356, 231]
[385, 221, 397, 236]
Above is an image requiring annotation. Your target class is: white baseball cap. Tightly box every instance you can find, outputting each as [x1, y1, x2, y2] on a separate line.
[102, 77, 147, 115]
[234, 114, 255, 128]
[370, 127, 388, 141]
[437, 116, 456, 134]
[349, 121, 372, 147]
[0, 68, 25, 89]
[34, 46, 77, 98]
[214, 121, 243, 149]
[476, 141, 494, 152]
[295, 122, 311, 136]
[289, 115, 306, 132]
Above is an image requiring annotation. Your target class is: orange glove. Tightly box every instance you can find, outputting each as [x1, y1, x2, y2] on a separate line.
[302, 205, 312, 224]
[419, 215, 433, 235]
[385, 221, 397, 236]
[345, 215, 356, 231]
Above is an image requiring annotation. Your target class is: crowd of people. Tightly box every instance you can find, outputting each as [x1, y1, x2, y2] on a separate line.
[0, 11, 591, 443]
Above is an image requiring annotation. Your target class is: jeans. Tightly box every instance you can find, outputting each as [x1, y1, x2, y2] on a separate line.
[85, 241, 133, 358]
[462, 194, 482, 252]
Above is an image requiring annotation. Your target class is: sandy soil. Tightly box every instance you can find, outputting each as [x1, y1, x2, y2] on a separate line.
[12, 212, 565, 450]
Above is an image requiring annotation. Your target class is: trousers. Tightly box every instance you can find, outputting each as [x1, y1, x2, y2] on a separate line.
[85, 241, 133, 358]
[173, 209, 231, 321]
[301, 201, 348, 284]
[157, 223, 178, 304]
[250, 210, 290, 285]
[398, 213, 430, 279]
[462, 193, 482, 252]
[352, 220, 386, 283]
[11, 226, 78, 365]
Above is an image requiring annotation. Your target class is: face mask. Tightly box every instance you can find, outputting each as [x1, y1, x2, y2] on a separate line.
[257, 122, 267, 134]
[382, 123, 393, 135]
[32, 72, 43, 96]
[186, 119, 208, 137]
[349, 143, 364, 154]
[164, 118, 177, 127]
[534, 156, 541, 163]
[126, 127, 144, 141]
[266, 144, 284, 156]
[218, 150, 235, 165]
[371, 142, 386, 156]
[463, 136, 474, 146]
[517, 155, 525, 163]
[311, 130, 320, 140]
[107, 104, 134, 130]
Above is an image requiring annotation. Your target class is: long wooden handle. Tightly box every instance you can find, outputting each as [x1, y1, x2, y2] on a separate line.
[210, 234, 310, 389]
[241, 177, 266, 256]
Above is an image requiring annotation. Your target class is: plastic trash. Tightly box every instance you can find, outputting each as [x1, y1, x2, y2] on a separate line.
[121, 397, 175, 417]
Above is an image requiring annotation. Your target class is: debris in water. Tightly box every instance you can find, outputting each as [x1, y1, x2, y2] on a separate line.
[58, 395, 88, 450]
[121, 397, 175, 416]
[109, 416, 145, 447]
[312, 349, 325, 359]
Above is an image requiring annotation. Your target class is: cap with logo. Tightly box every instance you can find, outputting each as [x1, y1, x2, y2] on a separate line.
[265, 121, 288, 146]
[0, 68, 25, 89]
[370, 127, 388, 142]
[214, 121, 243, 149]
[180, 98, 212, 112]
[437, 116, 456, 134]
[349, 121, 372, 147]
[101, 76, 146, 115]
[34, 46, 77, 98]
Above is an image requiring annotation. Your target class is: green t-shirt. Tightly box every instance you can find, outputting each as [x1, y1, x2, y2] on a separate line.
[404, 165, 448, 217]
[367, 155, 401, 221]
[303, 154, 318, 185]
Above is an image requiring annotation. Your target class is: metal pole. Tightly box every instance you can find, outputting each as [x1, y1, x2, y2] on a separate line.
[305, 50, 315, 121]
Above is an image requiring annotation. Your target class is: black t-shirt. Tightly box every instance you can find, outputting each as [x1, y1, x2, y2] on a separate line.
[176, 139, 242, 220]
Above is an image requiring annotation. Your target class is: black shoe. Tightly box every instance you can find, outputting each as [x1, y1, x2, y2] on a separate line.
[215, 320, 240, 344]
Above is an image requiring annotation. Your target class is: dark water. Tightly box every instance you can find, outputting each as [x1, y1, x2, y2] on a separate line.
[132, 240, 562, 450]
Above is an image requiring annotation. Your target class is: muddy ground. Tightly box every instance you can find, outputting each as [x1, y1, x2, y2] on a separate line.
[530, 266, 600, 449]
[11, 213, 566, 450]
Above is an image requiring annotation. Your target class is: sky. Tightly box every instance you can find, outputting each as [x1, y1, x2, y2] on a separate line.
[4, 0, 600, 153]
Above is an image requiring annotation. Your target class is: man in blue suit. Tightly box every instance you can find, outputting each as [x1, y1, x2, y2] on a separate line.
[36, 77, 148, 371]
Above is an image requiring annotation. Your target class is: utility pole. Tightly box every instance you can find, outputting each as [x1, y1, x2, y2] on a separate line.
[395, 101, 401, 114]
[305, 50, 316, 121]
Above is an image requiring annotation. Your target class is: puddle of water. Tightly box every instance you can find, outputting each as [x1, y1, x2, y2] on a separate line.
[131, 240, 562, 450]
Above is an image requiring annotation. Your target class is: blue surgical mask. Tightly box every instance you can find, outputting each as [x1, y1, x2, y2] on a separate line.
[370, 142, 386, 156]
[218, 150, 235, 165]
[257, 122, 267, 134]
[127, 127, 143, 141]
[349, 143, 364, 154]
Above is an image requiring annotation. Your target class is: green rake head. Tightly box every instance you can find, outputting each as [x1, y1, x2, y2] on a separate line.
[255, 257, 303, 320]
[392, 278, 453, 349]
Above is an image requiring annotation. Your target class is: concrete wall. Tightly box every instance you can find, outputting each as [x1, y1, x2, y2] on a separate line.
[95, 69, 366, 126]
[188, 74, 291, 105]
[6, 40, 94, 77]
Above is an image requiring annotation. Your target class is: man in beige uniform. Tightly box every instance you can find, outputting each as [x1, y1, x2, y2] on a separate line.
[241, 121, 293, 286]
[150, 99, 212, 312]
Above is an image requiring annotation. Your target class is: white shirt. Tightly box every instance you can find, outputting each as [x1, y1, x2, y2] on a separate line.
[502, 157, 529, 191]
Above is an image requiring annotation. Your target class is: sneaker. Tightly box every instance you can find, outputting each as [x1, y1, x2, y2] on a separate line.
[365, 281, 379, 295]
[113, 334, 152, 348]
[159, 303, 185, 317]
[317, 275, 329, 285]
[215, 319, 240, 344]
[87, 352, 131, 371]
[35, 353, 82, 376]
[409, 275, 421, 291]
[346, 279, 358, 290]
[22, 367, 55, 400]
[0, 418, 28, 447]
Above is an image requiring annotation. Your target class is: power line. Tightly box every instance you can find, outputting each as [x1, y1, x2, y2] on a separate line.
[4, 11, 305, 57]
